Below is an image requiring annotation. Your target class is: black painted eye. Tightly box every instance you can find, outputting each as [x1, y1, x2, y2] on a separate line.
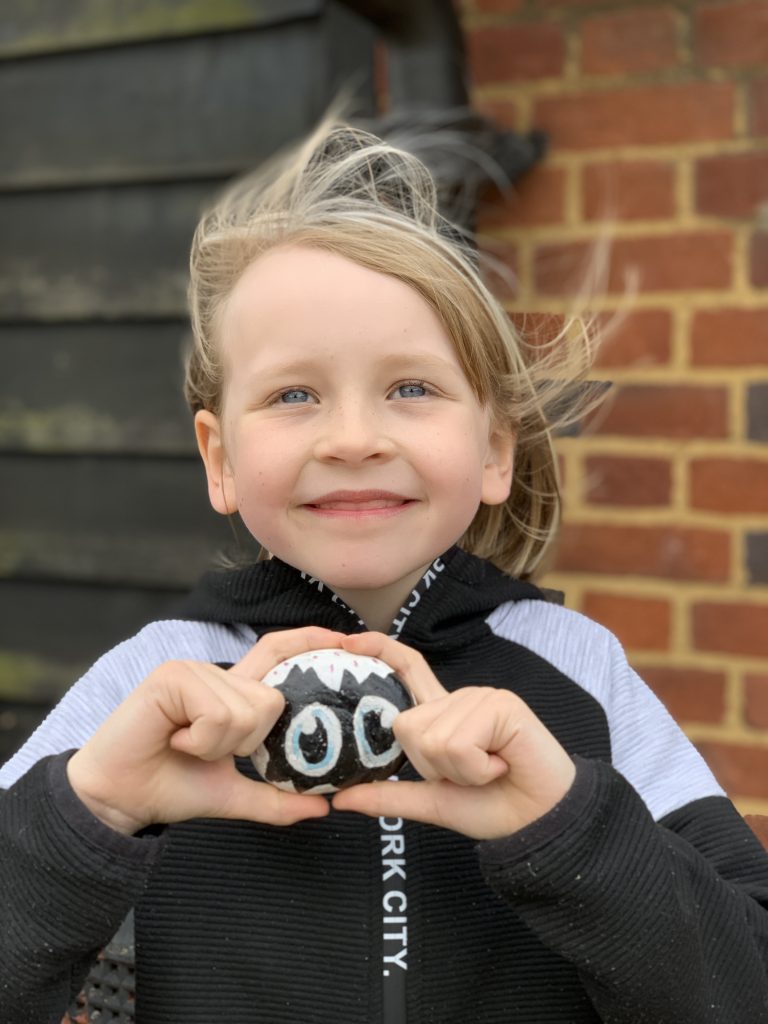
[283, 703, 342, 778]
[353, 695, 402, 769]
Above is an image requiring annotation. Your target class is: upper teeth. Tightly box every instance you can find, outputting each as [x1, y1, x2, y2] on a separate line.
[318, 500, 403, 509]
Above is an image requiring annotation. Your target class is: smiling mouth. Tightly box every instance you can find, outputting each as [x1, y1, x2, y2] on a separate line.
[303, 491, 415, 514]
[308, 499, 407, 510]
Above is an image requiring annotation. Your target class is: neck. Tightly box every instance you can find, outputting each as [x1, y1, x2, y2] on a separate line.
[333, 565, 431, 634]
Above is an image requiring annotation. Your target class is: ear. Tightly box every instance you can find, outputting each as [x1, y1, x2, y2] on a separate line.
[194, 410, 238, 515]
[480, 426, 515, 506]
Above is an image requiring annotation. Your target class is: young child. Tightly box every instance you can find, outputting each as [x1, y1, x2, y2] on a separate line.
[1, 122, 766, 1024]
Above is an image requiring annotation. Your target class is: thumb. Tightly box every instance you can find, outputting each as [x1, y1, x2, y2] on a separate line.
[217, 774, 331, 827]
[332, 780, 443, 827]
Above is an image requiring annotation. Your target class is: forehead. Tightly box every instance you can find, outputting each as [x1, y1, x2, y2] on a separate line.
[219, 244, 458, 365]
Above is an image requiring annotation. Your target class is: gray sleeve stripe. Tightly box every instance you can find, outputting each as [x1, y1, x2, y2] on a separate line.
[486, 600, 724, 821]
[0, 620, 257, 789]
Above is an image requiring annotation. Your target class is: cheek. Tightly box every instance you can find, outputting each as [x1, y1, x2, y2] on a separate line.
[235, 488, 284, 551]
[429, 427, 487, 486]
[229, 451, 292, 537]
[232, 467, 270, 512]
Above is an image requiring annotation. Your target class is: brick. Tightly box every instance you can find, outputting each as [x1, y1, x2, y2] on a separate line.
[584, 455, 672, 506]
[695, 741, 768, 800]
[745, 673, 768, 728]
[477, 165, 566, 229]
[474, 98, 522, 132]
[744, 673, 768, 729]
[583, 160, 676, 222]
[533, 82, 734, 150]
[468, 23, 565, 85]
[595, 310, 672, 369]
[582, 592, 671, 650]
[554, 523, 730, 581]
[691, 309, 768, 366]
[750, 77, 768, 136]
[512, 312, 670, 376]
[750, 231, 768, 287]
[747, 533, 768, 584]
[581, 9, 679, 76]
[472, 0, 525, 11]
[696, 152, 768, 218]
[537, 0, 610, 6]
[534, 232, 733, 295]
[696, 1, 768, 69]
[509, 311, 564, 345]
[640, 666, 726, 725]
[693, 601, 768, 657]
[593, 384, 728, 439]
[748, 383, 768, 440]
[478, 238, 519, 299]
[690, 458, 768, 513]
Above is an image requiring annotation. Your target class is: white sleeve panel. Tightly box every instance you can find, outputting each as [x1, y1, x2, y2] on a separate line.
[486, 600, 724, 821]
[0, 620, 257, 789]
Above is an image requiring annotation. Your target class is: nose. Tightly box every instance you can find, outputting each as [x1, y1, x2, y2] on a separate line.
[312, 399, 396, 464]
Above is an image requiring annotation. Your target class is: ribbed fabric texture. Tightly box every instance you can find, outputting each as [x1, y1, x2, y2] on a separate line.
[136, 802, 379, 1022]
[1, 548, 767, 1022]
[0, 753, 165, 1024]
[487, 598, 725, 821]
[480, 759, 768, 1023]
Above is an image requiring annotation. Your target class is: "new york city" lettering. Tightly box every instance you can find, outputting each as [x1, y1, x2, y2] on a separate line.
[380, 813, 407, 976]
[389, 556, 446, 637]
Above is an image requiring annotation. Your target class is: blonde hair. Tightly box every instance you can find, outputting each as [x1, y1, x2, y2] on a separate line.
[186, 120, 602, 580]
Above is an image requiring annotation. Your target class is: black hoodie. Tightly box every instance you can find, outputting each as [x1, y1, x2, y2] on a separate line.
[1, 549, 767, 1023]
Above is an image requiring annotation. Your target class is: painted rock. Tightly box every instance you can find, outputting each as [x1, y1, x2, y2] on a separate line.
[251, 648, 413, 794]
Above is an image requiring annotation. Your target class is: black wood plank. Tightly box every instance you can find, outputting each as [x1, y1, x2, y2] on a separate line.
[0, 0, 322, 58]
[0, 322, 195, 454]
[0, 454, 252, 587]
[0, 29, 328, 188]
[0, 579, 188, 701]
[0, 181, 212, 319]
[0, 701, 52, 764]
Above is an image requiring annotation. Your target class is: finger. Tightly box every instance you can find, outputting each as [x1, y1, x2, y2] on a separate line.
[160, 664, 283, 761]
[234, 627, 348, 681]
[392, 703, 505, 787]
[332, 779, 449, 828]
[339, 632, 447, 704]
[398, 690, 511, 787]
[214, 671, 288, 755]
[218, 773, 331, 826]
[388, 701, 454, 781]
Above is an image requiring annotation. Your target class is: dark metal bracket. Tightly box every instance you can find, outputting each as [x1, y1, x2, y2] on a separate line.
[338, 0, 545, 229]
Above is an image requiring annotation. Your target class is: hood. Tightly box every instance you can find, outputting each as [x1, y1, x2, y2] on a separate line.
[174, 546, 549, 656]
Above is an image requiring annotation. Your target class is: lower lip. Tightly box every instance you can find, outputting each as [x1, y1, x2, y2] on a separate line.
[302, 501, 415, 519]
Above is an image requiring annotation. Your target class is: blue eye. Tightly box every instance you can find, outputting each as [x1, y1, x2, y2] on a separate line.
[353, 695, 402, 768]
[394, 382, 428, 399]
[284, 703, 342, 777]
[280, 388, 313, 404]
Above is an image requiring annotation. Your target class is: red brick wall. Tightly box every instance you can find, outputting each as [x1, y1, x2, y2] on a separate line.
[461, 0, 768, 816]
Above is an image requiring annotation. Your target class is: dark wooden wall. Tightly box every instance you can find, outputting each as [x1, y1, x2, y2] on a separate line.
[0, 0, 376, 759]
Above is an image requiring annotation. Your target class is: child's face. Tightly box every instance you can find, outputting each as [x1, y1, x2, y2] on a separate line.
[196, 245, 514, 629]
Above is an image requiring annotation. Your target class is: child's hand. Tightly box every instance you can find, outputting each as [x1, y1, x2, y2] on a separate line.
[67, 627, 345, 836]
[331, 633, 576, 841]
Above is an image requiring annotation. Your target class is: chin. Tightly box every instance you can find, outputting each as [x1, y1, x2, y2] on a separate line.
[319, 567, 404, 594]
